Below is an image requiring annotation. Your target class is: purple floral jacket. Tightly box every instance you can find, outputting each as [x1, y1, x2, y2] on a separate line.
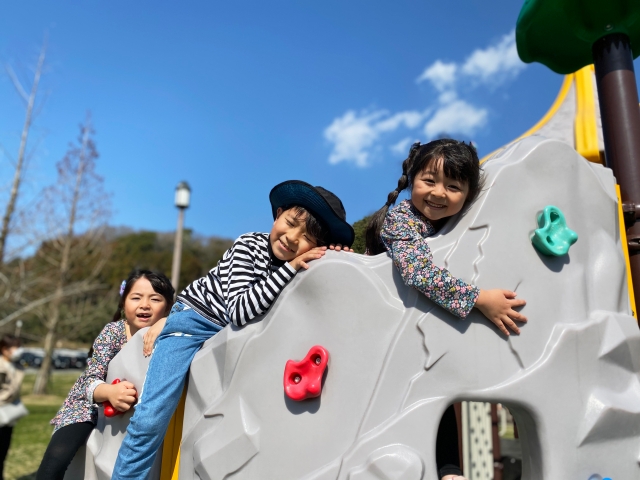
[50, 320, 127, 431]
[381, 200, 479, 318]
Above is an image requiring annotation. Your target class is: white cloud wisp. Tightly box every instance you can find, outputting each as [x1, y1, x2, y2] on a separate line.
[325, 30, 526, 167]
[324, 109, 428, 167]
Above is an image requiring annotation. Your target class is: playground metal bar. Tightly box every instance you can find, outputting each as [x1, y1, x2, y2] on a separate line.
[592, 33, 640, 301]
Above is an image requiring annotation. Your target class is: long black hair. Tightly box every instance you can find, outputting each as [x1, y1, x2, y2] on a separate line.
[111, 270, 175, 322]
[365, 139, 485, 255]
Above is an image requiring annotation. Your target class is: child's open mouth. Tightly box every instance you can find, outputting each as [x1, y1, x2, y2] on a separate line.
[136, 313, 152, 322]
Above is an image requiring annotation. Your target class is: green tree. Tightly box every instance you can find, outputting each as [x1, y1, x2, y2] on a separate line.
[351, 215, 372, 254]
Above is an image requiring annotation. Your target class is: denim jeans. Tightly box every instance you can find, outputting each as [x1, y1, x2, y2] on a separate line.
[112, 302, 222, 479]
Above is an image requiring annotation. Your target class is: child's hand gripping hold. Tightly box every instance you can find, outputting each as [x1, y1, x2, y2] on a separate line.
[475, 289, 527, 336]
[94, 379, 138, 413]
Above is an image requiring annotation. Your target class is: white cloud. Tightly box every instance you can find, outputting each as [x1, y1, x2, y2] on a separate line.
[325, 30, 525, 166]
[324, 109, 427, 167]
[438, 90, 457, 104]
[390, 137, 413, 155]
[461, 30, 525, 85]
[417, 30, 525, 93]
[416, 60, 457, 91]
[424, 100, 488, 138]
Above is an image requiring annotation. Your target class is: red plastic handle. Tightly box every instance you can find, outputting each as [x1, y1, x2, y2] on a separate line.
[283, 346, 329, 401]
[103, 378, 121, 418]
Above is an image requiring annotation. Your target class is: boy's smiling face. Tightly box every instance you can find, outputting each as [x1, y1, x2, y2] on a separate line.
[270, 207, 318, 262]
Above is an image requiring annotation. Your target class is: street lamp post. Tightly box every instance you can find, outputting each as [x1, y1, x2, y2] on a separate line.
[14, 320, 22, 338]
[171, 181, 191, 292]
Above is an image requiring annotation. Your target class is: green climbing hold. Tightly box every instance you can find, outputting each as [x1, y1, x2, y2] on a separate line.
[516, 0, 640, 74]
[532, 206, 578, 256]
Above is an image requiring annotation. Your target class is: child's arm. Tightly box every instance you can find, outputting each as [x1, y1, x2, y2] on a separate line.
[381, 212, 479, 319]
[381, 206, 525, 334]
[83, 322, 127, 406]
[225, 241, 323, 327]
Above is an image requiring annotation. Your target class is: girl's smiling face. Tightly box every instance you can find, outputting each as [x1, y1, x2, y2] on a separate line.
[411, 157, 470, 225]
[123, 277, 169, 336]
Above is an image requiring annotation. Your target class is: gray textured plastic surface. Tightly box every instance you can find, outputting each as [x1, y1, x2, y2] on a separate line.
[64, 328, 161, 480]
[179, 137, 640, 479]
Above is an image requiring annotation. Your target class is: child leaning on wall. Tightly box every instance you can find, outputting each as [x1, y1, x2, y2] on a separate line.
[366, 139, 529, 479]
[36, 270, 174, 480]
[112, 180, 355, 480]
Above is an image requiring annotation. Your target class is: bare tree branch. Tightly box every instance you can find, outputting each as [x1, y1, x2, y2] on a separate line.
[0, 281, 104, 329]
[4, 65, 29, 104]
[0, 35, 47, 264]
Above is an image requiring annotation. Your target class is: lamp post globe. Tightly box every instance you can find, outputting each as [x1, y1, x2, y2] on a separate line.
[175, 181, 191, 209]
[171, 181, 191, 291]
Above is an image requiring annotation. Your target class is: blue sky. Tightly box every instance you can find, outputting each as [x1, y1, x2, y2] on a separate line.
[1, 1, 639, 241]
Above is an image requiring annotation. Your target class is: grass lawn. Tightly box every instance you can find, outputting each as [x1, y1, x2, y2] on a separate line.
[4, 371, 80, 480]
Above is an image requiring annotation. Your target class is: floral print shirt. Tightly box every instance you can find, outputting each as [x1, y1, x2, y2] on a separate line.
[50, 320, 127, 431]
[381, 200, 479, 318]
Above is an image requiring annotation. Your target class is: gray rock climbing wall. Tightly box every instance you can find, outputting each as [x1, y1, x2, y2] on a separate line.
[179, 137, 640, 480]
[64, 328, 161, 480]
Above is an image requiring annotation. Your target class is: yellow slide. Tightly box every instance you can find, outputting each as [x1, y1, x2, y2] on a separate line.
[482, 65, 603, 164]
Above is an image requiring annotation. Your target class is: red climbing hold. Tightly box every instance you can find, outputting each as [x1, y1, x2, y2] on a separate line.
[103, 378, 122, 418]
[283, 345, 329, 401]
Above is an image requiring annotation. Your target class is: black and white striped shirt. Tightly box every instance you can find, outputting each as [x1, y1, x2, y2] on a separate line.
[177, 232, 297, 328]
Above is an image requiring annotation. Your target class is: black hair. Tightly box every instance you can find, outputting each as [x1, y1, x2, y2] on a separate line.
[278, 205, 331, 247]
[0, 335, 20, 351]
[365, 138, 485, 255]
[111, 270, 175, 322]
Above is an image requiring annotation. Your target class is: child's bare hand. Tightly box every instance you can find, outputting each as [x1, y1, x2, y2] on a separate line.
[289, 246, 327, 271]
[143, 317, 167, 356]
[475, 289, 527, 336]
[441, 476, 466, 480]
[107, 381, 138, 412]
[329, 244, 352, 252]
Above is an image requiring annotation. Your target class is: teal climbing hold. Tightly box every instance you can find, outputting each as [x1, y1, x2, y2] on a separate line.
[532, 206, 578, 256]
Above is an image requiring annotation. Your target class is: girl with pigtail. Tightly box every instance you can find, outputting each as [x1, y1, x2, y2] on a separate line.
[366, 139, 527, 334]
[366, 139, 527, 480]
[36, 270, 174, 480]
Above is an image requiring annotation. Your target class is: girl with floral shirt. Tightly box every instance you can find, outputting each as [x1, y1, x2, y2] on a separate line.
[36, 270, 174, 480]
[365, 139, 528, 480]
[366, 139, 528, 334]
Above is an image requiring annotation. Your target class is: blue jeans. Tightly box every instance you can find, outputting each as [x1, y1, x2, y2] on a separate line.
[112, 302, 222, 479]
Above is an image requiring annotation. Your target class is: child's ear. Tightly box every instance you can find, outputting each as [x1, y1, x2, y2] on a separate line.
[274, 207, 284, 221]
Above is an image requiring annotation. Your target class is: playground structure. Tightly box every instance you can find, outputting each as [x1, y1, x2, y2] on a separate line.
[66, 1, 640, 478]
[67, 136, 640, 480]
[173, 136, 640, 480]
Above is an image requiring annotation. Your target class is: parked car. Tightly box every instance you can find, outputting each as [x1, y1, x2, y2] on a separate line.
[53, 349, 88, 369]
[17, 351, 43, 368]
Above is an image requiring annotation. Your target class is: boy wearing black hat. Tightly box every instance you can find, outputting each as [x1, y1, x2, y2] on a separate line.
[113, 181, 354, 479]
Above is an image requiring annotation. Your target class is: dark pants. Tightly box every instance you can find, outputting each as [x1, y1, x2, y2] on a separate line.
[36, 422, 94, 480]
[0, 426, 13, 480]
[437, 404, 462, 478]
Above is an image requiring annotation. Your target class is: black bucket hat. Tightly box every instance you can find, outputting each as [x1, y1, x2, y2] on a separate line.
[269, 180, 355, 246]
